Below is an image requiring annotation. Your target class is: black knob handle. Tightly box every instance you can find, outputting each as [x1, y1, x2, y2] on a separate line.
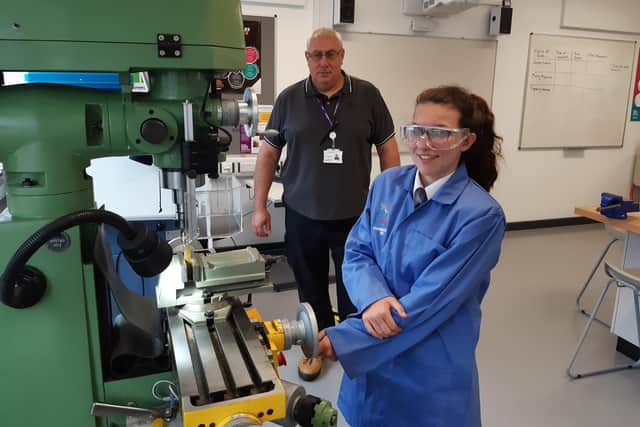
[140, 118, 169, 144]
[0, 266, 47, 309]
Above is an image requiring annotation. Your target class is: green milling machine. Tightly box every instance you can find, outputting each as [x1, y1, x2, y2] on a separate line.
[0, 2, 337, 427]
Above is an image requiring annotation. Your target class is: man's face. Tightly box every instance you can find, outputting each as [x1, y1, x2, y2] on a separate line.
[305, 35, 344, 93]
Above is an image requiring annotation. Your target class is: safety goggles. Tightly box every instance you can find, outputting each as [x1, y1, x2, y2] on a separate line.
[399, 125, 470, 151]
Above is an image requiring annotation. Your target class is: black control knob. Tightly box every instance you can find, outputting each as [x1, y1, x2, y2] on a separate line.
[0, 266, 47, 309]
[140, 118, 169, 144]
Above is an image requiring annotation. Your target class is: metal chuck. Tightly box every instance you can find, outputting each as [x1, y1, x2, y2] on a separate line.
[280, 303, 319, 357]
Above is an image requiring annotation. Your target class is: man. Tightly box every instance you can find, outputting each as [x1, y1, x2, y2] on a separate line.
[251, 28, 400, 381]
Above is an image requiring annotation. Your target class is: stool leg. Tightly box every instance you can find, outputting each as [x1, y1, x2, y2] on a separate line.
[568, 279, 640, 379]
[632, 289, 640, 369]
[576, 238, 618, 327]
[567, 279, 615, 379]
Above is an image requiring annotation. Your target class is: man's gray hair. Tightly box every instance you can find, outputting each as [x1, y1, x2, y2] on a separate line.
[306, 28, 343, 50]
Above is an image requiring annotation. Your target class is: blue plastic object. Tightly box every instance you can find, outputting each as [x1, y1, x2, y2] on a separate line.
[600, 192, 623, 207]
[599, 192, 638, 219]
[24, 72, 122, 90]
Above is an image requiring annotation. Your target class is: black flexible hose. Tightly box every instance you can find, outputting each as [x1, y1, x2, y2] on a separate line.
[0, 209, 136, 306]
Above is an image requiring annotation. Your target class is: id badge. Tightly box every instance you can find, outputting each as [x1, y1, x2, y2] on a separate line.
[323, 148, 343, 164]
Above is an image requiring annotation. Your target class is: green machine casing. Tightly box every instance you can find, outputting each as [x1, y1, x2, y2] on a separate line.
[0, 2, 247, 426]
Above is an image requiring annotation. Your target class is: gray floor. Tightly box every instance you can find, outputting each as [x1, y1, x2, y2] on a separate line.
[253, 224, 640, 426]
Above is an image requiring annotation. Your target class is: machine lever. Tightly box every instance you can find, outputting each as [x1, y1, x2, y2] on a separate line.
[91, 402, 164, 419]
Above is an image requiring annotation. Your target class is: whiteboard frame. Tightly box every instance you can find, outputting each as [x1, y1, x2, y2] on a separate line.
[518, 33, 636, 150]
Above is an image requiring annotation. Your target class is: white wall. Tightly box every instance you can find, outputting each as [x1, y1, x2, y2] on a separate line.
[309, 0, 640, 222]
[491, 0, 639, 222]
[241, 1, 314, 93]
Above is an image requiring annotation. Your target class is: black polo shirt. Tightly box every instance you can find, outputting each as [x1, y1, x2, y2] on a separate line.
[264, 72, 395, 221]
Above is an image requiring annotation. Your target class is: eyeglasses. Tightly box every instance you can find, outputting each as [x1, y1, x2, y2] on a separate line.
[399, 125, 470, 151]
[306, 49, 342, 62]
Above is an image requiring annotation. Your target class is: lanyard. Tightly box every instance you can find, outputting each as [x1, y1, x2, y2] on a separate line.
[316, 96, 341, 130]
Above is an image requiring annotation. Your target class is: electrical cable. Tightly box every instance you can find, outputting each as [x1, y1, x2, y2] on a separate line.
[214, 123, 232, 141]
[152, 380, 179, 402]
[1, 209, 137, 307]
[1, 208, 170, 308]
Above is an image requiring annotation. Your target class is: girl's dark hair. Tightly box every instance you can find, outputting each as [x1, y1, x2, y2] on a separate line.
[415, 86, 502, 191]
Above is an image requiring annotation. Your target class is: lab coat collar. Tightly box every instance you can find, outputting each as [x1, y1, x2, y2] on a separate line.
[400, 163, 470, 206]
[413, 170, 453, 201]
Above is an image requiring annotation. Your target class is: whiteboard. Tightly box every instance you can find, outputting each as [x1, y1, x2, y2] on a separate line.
[339, 31, 497, 153]
[520, 34, 636, 149]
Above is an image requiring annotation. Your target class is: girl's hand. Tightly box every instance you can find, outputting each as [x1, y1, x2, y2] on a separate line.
[362, 296, 407, 339]
[317, 329, 337, 361]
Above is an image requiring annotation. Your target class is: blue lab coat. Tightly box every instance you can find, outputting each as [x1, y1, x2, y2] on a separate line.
[325, 164, 505, 427]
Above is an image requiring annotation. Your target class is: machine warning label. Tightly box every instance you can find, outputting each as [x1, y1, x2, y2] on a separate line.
[47, 232, 71, 252]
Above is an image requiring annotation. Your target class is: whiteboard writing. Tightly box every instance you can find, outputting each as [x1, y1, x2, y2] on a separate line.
[520, 34, 636, 149]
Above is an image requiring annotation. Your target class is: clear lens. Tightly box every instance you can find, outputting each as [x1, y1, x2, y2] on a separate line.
[308, 50, 340, 61]
[400, 125, 469, 150]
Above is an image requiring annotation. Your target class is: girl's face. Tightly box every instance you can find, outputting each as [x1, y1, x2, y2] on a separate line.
[410, 102, 476, 187]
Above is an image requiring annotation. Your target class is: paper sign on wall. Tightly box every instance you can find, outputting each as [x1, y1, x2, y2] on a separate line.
[631, 49, 640, 122]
